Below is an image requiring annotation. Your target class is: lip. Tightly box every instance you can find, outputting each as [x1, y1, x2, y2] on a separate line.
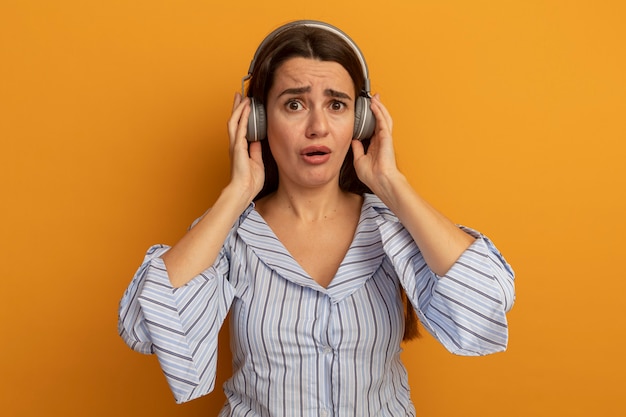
[300, 145, 331, 165]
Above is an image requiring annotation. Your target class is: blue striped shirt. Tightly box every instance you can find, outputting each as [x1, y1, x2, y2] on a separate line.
[118, 193, 515, 416]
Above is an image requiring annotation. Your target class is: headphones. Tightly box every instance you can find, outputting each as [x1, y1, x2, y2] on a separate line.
[242, 20, 376, 142]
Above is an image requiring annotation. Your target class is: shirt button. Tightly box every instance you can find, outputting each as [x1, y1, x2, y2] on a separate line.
[323, 346, 332, 354]
[320, 409, 329, 417]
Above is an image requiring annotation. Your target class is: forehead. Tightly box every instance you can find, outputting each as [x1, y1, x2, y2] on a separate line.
[271, 57, 355, 95]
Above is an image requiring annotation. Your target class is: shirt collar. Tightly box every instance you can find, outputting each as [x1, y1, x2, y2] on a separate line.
[236, 193, 389, 302]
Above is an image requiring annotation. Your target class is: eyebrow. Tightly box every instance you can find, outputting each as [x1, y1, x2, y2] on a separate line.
[277, 86, 353, 100]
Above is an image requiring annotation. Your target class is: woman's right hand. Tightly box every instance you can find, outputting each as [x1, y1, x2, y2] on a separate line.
[226, 93, 265, 205]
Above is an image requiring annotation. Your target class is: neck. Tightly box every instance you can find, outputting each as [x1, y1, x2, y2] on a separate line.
[271, 183, 349, 222]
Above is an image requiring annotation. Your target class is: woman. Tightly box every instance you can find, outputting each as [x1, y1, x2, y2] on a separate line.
[119, 20, 515, 416]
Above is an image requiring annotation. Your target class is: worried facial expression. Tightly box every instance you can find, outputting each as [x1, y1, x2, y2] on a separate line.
[265, 57, 356, 190]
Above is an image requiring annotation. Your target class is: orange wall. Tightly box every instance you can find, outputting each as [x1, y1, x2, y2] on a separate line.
[2, 1, 625, 416]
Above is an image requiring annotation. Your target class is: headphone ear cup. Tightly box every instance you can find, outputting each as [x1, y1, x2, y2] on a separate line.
[246, 98, 267, 142]
[353, 96, 375, 140]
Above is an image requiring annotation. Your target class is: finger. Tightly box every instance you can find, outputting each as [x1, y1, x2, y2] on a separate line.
[371, 95, 393, 133]
[351, 138, 365, 160]
[232, 92, 242, 112]
[228, 95, 247, 127]
[249, 140, 263, 164]
[228, 97, 250, 145]
[373, 97, 393, 132]
[236, 101, 251, 142]
[370, 100, 389, 136]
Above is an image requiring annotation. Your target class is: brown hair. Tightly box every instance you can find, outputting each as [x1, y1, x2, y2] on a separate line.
[247, 23, 418, 341]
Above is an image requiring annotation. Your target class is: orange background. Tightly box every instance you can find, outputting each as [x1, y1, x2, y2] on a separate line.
[2, 1, 625, 416]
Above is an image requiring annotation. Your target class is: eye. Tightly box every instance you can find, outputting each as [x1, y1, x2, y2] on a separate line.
[330, 100, 347, 111]
[286, 99, 303, 111]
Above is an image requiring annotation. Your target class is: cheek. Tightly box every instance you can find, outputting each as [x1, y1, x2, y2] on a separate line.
[265, 112, 285, 144]
[265, 108, 294, 140]
[344, 118, 355, 137]
[340, 108, 356, 135]
[339, 115, 356, 141]
[266, 132, 292, 158]
[266, 131, 291, 165]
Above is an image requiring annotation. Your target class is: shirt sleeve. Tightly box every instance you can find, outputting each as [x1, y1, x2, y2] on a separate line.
[378, 217, 515, 356]
[117, 243, 235, 403]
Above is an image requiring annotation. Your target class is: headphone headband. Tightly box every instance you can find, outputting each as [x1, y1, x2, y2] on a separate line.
[243, 20, 371, 95]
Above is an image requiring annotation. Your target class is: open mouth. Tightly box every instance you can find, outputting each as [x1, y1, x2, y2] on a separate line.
[305, 151, 327, 156]
[301, 146, 331, 164]
[302, 146, 331, 157]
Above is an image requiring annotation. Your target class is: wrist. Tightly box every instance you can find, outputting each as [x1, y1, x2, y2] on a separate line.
[370, 170, 409, 206]
[220, 182, 257, 213]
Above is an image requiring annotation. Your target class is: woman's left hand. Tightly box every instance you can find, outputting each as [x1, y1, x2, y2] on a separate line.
[351, 94, 403, 197]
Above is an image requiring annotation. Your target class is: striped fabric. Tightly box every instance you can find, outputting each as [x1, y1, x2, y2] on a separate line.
[118, 193, 515, 416]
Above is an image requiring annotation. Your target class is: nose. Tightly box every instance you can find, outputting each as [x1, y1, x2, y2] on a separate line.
[305, 107, 329, 138]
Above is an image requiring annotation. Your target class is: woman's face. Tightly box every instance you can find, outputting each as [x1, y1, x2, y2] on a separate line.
[265, 57, 356, 191]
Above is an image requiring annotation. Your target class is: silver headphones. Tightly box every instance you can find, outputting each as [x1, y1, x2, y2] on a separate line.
[242, 20, 376, 142]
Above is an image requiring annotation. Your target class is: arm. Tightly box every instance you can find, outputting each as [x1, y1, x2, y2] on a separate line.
[118, 94, 263, 402]
[356, 96, 515, 354]
[352, 95, 474, 276]
[118, 243, 237, 402]
[163, 93, 264, 287]
[375, 214, 515, 355]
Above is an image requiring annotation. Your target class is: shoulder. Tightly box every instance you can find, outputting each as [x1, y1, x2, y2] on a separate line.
[362, 193, 400, 224]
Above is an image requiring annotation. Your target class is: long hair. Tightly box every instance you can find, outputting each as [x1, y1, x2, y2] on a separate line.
[246, 23, 419, 341]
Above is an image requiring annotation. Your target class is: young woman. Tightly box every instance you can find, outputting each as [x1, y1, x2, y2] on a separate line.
[119, 20, 515, 416]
